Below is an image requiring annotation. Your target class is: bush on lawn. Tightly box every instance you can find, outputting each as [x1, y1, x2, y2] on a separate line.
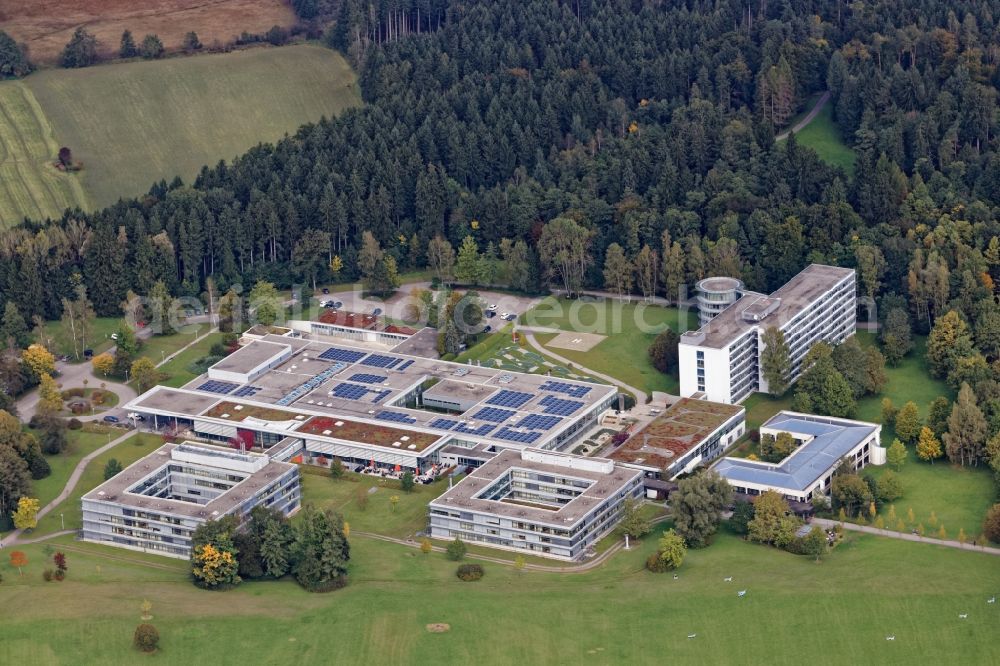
[445, 537, 467, 561]
[68, 418, 83, 430]
[61, 387, 85, 399]
[456, 563, 484, 581]
[645, 552, 671, 573]
[133, 623, 160, 652]
[42, 568, 54, 582]
[91, 390, 105, 405]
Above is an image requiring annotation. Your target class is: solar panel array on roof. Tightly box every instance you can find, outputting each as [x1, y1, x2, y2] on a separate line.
[454, 423, 495, 436]
[517, 414, 563, 430]
[430, 418, 460, 430]
[371, 389, 392, 403]
[349, 373, 386, 384]
[330, 383, 371, 400]
[198, 380, 239, 394]
[495, 427, 542, 444]
[397, 359, 415, 371]
[232, 385, 261, 398]
[486, 390, 533, 408]
[362, 354, 403, 369]
[473, 407, 516, 423]
[318, 347, 367, 363]
[539, 380, 591, 398]
[539, 395, 584, 416]
[375, 410, 417, 424]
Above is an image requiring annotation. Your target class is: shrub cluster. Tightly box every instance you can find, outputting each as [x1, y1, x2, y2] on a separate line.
[456, 563, 484, 581]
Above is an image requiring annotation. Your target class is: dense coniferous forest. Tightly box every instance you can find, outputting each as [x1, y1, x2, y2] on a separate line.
[2, 0, 1000, 368]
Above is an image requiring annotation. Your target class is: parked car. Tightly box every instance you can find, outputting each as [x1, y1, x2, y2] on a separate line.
[103, 415, 120, 424]
[487, 303, 497, 311]
[372, 308, 383, 316]
[485, 310, 496, 318]
[110, 333, 119, 341]
[322, 287, 330, 294]
[83, 349, 94, 358]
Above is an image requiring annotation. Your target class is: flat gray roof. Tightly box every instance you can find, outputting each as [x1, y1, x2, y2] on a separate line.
[210, 340, 289, 374]
[429, 449, 641, 527]
[83, 442, 296, 519]
[713, 412, 878, 492]
[682, 264, 855, 348]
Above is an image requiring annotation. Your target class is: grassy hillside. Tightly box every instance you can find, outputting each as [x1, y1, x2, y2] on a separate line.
[0, 82, 89, 224]
[0, 44, 360, 224]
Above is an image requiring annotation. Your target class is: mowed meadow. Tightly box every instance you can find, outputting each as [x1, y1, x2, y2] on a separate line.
[0, 82, 89, 223]
[0, 531, 998, 665]
[0, 44, 361, 225]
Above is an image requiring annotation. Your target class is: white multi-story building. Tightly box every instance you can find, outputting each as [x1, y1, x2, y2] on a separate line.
[428, 448, 643, 561]
[679, 265, 856, 404]
[81, 442, 301, 558]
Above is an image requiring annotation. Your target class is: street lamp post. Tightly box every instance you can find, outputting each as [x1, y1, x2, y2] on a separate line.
[60, 513, 64, 530]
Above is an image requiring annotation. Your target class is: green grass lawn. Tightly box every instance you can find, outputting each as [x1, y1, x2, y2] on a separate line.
[1, 528, 997, 664]
[29, 427, 120, 511]
[2, 44, 360, 222]
[134, 326, 211, 366]
[300, 469, 443, 539]
[42, 316, 122, 359]
[155, 331, 225, 388]
[855, 333, 952, 424]
[793, 101, 856, 176]
[524, 297, 694, 395]
[865, 446, 996, 540]
[30, 432, 162, 537]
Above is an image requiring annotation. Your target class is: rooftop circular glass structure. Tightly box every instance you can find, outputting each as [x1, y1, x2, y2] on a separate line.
[696, 276, 744, 326]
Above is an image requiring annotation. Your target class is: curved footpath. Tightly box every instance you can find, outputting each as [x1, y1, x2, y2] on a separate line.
[1, 429, 136, 548]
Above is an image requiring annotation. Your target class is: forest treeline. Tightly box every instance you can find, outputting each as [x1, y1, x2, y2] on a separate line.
[2, 0, 1000, 336]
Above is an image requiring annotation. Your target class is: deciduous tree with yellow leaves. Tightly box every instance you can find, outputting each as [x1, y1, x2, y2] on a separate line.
[191, 543, 240, 589]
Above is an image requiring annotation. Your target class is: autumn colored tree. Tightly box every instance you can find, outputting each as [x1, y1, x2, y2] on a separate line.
[10, 550, 27, 575]
[419, 537, 432, 554]
[36, 374, 63, 415]
[191, 543, 240, 588]
[21, 344, 55, 379]
[12, 496, 39, 530]
[916, 426, 943, 463]
[893, 401, 921, 443]
[91, 352, 115, 377]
